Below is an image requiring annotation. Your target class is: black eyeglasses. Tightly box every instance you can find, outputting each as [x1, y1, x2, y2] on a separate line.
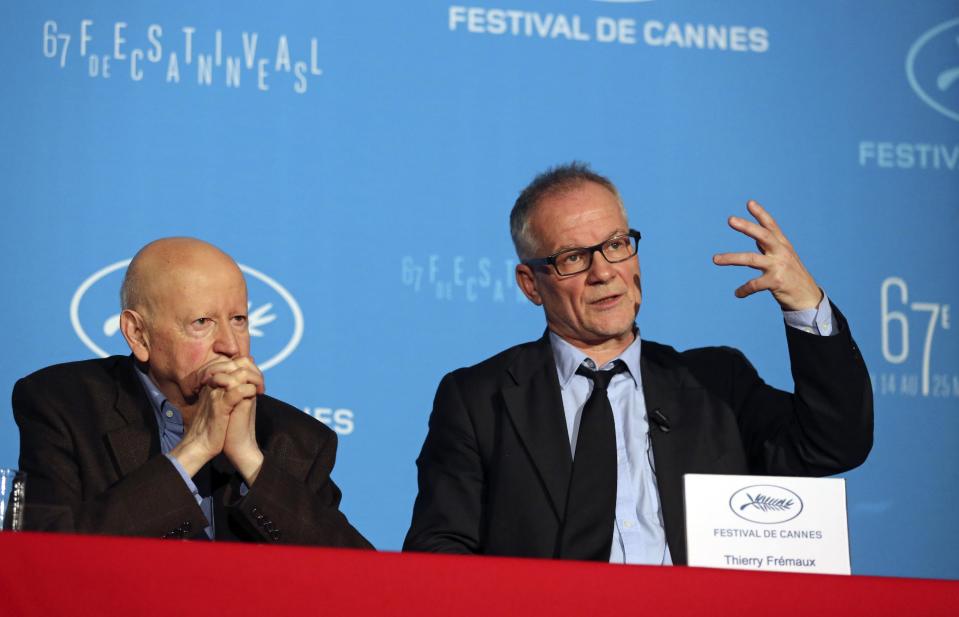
[523, 229, 641, 276]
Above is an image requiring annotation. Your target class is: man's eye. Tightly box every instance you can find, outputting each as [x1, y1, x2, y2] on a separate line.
[561, 252, 583, 265]
[607, 240, 623, 250]
[193, 318, 211, 327]
[232, 315, 248, 325]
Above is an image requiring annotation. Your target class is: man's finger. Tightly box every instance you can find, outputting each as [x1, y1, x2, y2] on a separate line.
[223, 383, 258, 407]
[727, 215, 777, 252]
[197, 359, 241, 386]
[226, 357, 265, 394]
[233, 355, 256, 365]
[231, 356, 259, 372]
[208, 371, 242, 390]
[713, 252, 769, 271]
[229, 367, 265, 394]
[747, 200, 790, 246]
[198, 358, 264, 393]
[734, 276, 771, 298]
[233, 369, 265, 394]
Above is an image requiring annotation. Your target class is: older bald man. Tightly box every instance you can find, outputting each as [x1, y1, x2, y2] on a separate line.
[13, 238, 372, 547]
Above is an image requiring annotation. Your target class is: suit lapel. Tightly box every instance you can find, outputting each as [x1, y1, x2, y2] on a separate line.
[105, 356, 160, 478]
[642, 342, 687, 471]
[500, 334, 572, 520]
[641, 341, 691, 564]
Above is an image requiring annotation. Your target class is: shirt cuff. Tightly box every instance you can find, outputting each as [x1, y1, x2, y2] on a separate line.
[783, 290, 835, 336]
[164, 453, 204, 506]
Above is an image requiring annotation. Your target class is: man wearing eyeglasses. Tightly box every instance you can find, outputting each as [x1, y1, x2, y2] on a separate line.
[404, 162, 872, 564]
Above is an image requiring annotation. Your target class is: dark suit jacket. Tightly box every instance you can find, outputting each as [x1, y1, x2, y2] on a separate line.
[403, 307, 873, 564]
[13, 355, 372, 548]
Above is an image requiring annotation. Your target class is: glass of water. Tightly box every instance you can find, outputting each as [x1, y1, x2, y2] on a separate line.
[0, 469, 26, 531]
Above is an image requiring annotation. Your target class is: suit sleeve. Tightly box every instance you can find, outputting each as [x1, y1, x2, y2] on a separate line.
[732, 303, 874, 475]
[224, 427, 373, 549]
[403, 372, 484, 554]
[12, 375, 208, 538]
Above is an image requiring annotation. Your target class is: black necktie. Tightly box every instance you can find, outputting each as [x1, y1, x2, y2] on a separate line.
[557, 360, 628, 561]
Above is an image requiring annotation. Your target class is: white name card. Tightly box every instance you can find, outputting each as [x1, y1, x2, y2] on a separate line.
[684, 474, 850, 575]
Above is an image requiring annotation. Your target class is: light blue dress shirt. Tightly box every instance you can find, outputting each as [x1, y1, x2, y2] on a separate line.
[549, 294, 835, 565]
[134, 364, 215, 539]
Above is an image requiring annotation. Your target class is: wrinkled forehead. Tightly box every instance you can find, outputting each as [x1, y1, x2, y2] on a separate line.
[531, 182, 628, 248]
[149, 259, 248, 313]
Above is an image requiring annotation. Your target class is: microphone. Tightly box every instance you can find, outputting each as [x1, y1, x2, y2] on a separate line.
[650, 408, 671, 433]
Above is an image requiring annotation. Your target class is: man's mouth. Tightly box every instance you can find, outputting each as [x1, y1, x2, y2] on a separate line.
[590, 292, 623, 309]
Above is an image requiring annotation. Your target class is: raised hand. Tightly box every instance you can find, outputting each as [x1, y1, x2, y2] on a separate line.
[712, 200, 822, 311]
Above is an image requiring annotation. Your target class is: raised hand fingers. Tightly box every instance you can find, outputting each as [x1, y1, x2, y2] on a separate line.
[713, 251, 769, 270]
[715, 200, 822, 310]
[727, 213, 777, 254]
[734, 274, 774, 299]
[746, 200, 791, 247]
[747, 199, 784, 232]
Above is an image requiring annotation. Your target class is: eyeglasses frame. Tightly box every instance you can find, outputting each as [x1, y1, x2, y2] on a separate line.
[522, 229, 642, 277]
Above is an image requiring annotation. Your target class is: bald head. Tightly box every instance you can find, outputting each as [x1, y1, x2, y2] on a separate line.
[118, 237, 252, 410]
[121, 238, 244, 316]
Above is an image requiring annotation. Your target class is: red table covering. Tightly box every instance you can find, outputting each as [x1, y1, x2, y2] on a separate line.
[2, 532, 956, 616]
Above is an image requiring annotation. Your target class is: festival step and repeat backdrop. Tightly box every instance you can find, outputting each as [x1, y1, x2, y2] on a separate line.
[1, 1, 957, 579]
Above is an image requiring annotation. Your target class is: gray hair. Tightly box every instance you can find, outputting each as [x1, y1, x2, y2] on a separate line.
[509, 162, 626, 260]
[120, 258, 142, 311]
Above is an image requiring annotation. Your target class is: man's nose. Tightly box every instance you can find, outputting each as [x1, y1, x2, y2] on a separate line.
[585, 248, 615, 282]
[213, 324, 241, 358]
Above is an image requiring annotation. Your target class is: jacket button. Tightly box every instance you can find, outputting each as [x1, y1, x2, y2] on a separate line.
[269, 530, 281, 541]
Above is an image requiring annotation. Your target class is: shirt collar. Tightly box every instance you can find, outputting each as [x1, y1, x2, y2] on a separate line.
[548, 328, 643, 391]
[133, 361, 184, 429]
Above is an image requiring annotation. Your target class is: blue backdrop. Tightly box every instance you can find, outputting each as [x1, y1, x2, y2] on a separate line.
[2, 1, 957, 580]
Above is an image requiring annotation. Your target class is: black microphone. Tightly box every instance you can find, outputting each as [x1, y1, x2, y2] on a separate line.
[650, 408, 671, 433]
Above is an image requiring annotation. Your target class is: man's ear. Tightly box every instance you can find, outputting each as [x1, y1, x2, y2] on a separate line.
[119, 309, 151, 363]
[515, 264, 543, 306]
